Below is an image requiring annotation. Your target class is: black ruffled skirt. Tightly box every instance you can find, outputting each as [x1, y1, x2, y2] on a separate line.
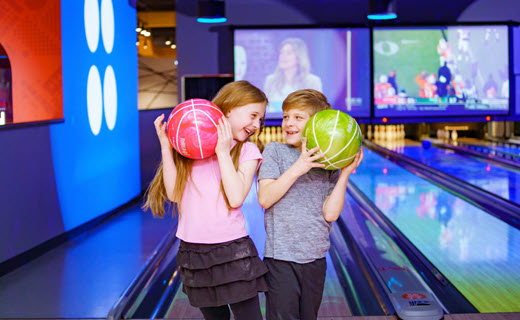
[177, 236, 268, 308]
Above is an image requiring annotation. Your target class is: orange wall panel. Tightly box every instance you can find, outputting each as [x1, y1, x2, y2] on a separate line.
[0, 0, 63, 123]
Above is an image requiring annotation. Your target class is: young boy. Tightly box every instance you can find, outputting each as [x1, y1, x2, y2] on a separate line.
[257, 89, 363, 320]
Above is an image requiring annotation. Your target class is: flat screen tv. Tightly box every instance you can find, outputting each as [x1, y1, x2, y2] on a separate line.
[234, 28, 371, 119]
[373, 25, 510, 118]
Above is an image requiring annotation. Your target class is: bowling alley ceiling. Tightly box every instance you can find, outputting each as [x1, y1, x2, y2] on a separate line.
[135, 0, 478, 57]
[136, 0, 174, 11]
[137, 0, 478, 22]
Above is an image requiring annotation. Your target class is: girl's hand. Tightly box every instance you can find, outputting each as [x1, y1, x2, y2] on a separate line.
[215, 116, 233, 156]
[154, 114, 171, 150]
[292, 137, 325, 176]
[340, 147, 364, 177]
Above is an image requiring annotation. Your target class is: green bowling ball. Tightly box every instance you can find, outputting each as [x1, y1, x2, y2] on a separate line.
[303, 109, 362, 170]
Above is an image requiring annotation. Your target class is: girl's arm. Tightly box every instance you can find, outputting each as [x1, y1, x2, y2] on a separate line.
[215, 117, 258, 208]
[155, 114, 177, 201]
[258, 138, 325, 209]
[322, 148, 363, 222]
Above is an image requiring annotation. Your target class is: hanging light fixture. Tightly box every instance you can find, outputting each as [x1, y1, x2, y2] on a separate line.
[367, 0, 397, 20]
[197, 0, 226, 23]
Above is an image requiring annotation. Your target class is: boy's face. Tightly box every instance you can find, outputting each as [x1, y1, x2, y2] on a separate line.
[282, 108, 312, 149]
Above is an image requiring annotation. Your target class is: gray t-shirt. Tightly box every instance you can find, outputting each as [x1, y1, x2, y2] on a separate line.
[258, 142, 340, 264]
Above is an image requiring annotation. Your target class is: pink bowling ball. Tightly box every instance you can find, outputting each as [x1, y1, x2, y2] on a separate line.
[166, 99, 224, 159]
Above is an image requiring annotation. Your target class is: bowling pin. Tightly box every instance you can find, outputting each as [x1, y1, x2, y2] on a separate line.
[374, 125, 380, 141]
[0, 111, 4, 126]
[265, 127, 272, 143]
[451, 130, 458, 141]
[367, 125, 373, 140]
[277, 126, 283, 142]
[259, 129, 265, 145]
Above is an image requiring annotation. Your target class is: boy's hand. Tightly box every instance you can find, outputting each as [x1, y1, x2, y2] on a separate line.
[154, 114, 172, 150]
[215, 116, 233, 156]
[340, 147, 364, 177]
[292, 137, 326, 176]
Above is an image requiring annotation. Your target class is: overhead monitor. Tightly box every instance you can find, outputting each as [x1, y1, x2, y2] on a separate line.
[373, 25, 510, 118]
[234, 28, 371, 119]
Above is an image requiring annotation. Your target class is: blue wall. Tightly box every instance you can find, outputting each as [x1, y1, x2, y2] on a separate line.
[140, 109, 165, 189]
[0, 125, 63, 262]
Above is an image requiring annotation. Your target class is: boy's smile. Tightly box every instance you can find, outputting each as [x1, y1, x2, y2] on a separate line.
[282, 108, 311, 148]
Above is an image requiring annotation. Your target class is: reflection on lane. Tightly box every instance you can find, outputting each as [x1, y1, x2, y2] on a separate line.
[458, 138, 520, 156]
[392, 142, 520, 205]
[350, 149, 520, 312]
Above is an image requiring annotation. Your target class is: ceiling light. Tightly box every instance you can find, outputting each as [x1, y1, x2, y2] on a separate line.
[197, 0, 226, 23]
[367, 0, 397, 20]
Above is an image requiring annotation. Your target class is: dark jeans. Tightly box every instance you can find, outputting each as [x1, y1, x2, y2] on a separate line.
[264, 257, 327, 320]
[199, 295, 263, 320]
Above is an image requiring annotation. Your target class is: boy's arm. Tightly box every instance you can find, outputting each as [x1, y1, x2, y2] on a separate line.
[258, 168, 300, 209]
[322, 148, 364, 222]
[258, 138, 325, 209]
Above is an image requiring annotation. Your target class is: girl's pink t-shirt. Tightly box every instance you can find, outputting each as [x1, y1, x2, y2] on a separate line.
[176, 141, 262, 244]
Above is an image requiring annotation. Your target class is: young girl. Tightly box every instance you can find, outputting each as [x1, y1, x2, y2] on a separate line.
[143, 81, 268, 320]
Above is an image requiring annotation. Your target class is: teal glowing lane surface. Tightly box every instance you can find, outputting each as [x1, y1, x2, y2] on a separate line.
[0, 204, 176, 318]
[162, 184, 352, 318]
[350, 149, 520, 313]
[391, 142, 520, 205]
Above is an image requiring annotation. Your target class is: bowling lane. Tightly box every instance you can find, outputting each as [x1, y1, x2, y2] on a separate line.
[350, 148, 520, 313]
[0, 203, 176, 318]
[159, 182, 394, 319]
[385, 140, 520, 205]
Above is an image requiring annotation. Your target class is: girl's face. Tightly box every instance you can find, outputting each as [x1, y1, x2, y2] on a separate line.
[226, 102, 266, 141]
[282, 108, 311, 148]
[278, 44, 298, 70]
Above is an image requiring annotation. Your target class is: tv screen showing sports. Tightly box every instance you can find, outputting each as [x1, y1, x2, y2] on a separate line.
[234, 28, 371, 119]
[373, 25, 510, 117]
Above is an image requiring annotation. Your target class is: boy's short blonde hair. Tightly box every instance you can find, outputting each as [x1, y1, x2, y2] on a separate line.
[282, 89, 332, 116]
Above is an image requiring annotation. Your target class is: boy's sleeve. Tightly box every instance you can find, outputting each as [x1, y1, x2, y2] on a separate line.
[258, 142, 281, 180]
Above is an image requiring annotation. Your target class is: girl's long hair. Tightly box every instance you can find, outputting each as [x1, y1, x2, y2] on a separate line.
[269, 38, 311, 95]
[143, 81, 267, 218]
